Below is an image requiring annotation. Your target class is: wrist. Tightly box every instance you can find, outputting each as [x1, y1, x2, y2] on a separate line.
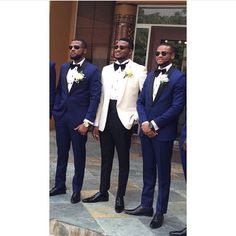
[83, 121, 90, 128]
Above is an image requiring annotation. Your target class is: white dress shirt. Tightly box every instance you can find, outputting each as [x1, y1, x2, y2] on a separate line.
[66, 58, 85, 91]
[110, 59, 130, 100]
[152, 63, 172, 101]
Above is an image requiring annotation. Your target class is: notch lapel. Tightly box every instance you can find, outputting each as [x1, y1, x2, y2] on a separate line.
[149, 72, 156, 103]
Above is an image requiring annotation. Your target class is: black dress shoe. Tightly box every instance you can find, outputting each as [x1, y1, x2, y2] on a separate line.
[150, 214, 164, 229]
[124, 205, 153, 217]
[115, 196, 124, 213]
[50, 187, 66, 196]
[71, 192, 81, 204]
[169, 227, 186, 236]
[82, 192, 109, 203]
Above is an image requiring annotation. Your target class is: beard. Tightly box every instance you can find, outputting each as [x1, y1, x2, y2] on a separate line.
[70, 54, 82, 61]
[156, 61, 171, 68]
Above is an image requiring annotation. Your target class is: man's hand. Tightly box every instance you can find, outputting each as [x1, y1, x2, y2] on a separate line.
[141, 122, 158, 138]
[146, 130, 158, 138]
[74, 123, 89, 136]
[141, 123, 151, 134]
[92, 127, 99, 141]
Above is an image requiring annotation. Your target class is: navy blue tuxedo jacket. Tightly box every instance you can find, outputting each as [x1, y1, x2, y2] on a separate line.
[50, 61, 56, 118]
[52, 61, 101, 127]
[137, 66, 186, 141]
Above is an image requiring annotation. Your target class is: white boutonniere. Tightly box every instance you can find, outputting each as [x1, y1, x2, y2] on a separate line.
[74, 71, 85, 83]
[159, 74, 169, 84]
[124, 68, 133, 79]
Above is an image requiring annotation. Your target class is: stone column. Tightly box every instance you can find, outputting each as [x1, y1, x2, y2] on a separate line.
[110, 3, 137, 62]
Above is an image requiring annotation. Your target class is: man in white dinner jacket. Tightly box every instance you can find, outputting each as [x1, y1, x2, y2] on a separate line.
[82, 38, 147, 213]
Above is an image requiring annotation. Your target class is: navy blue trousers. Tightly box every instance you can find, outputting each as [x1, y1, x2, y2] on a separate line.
[54, 118, 87, 193]
[140, 135, 173, 215]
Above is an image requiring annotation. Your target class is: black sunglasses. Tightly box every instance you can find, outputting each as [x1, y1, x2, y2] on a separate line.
[155, 51, 169, 56]
[69, 45, 81, 50]
[113, 45, 129, 50]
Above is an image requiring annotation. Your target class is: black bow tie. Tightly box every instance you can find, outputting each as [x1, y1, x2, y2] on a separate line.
[114, 62, 128, 71]
[70, 63, 81, 71]
[154, 68, 166, 77]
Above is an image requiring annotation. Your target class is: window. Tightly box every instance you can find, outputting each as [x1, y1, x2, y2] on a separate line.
[133, 6, 186, 68]
[137, 7, 186, 25]
[133, 28, 149, 66]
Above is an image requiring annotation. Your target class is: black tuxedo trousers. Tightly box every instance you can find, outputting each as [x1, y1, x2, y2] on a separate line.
[99, 100, 133, 197]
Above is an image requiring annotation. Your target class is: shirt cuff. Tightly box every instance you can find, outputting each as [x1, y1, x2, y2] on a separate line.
[151, 120, 159, 131]
[83, 119, 94, 126]
[141, 121, 149, 126]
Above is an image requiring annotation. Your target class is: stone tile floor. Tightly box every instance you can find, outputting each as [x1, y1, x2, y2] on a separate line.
[50, 130, 186, 236]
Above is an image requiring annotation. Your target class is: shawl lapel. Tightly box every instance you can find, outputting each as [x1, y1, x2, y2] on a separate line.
[69, 61, 87, 94]
[62, 63, 70, 93]
[153, 82, 167, 104]
[149, 72, 155, 103]
[152, 66, 175, 104]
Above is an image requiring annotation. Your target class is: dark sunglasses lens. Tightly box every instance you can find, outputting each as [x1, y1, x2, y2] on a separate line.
[69, 45, 80, 50]
[113, 45, 128, 50]
[155, 51, 168, 56]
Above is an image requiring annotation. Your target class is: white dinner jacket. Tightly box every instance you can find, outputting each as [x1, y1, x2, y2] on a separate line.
[95, 60, 147, 131]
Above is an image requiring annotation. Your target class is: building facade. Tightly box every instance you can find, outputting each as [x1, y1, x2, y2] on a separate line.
[50, 1, 186, 75]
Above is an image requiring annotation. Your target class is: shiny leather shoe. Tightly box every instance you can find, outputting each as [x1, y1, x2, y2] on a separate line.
[82, 192, 109, 203]
[150, 214, 164, 229]
[124, 205, 153, 217]
[169, 227, 186, 236]
[115, 196, 124, 213]
[50, 187, 66, 196]
[71, 192, 81, 204]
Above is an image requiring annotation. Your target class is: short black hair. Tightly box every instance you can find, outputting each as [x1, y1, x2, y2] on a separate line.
[159, 42, 176, 54]
[71, 38, 88, 48]
[118, 37, 134, 50]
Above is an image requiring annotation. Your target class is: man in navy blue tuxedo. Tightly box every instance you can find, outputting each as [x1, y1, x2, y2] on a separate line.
[125, 43, 186, 229]
[50, 39, 101, 204]
[50, 61, 56, 119]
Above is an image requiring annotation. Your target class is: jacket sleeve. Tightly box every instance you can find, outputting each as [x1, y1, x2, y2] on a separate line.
[137, 76, 149, 124]
[84, 67, 102, 123]
[138, 66, 147, 92]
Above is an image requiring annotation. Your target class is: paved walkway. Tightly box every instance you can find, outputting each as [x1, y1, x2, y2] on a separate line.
[50, 130, 186, 236]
